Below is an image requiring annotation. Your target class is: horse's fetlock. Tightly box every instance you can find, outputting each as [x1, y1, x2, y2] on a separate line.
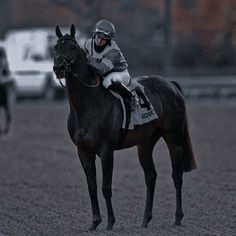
[107, 216, 115, 230]
[146, 214, 152, 223]
[175, 211, 184, 224]
[93, 216, 102, 224]
[108, 216, 115, 225]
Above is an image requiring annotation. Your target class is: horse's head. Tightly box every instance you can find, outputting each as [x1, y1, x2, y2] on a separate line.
[53, 25, 78, 79]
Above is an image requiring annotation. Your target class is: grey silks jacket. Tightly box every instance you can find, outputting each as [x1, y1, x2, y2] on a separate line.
[84, 38, 128, 76]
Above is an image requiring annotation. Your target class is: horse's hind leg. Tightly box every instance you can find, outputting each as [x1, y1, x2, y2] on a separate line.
[171, 147, 184, 225]
[137, 133, 160, 228]
[163, 134, 184, 225]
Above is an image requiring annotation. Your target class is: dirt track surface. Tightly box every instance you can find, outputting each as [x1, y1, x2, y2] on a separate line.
[0, 101, 235, 236]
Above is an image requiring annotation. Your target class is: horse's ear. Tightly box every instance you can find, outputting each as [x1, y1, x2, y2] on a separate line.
[56, 25, 63, 38]
[70, 24, 76, 38]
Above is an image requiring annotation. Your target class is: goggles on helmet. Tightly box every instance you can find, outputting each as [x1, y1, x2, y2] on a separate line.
[94, 28, 112, 39]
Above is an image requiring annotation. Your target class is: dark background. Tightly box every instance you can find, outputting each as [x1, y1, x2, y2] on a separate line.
[0, 0, 236, 74]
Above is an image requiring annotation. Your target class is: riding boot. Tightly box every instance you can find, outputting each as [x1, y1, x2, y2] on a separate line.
[135, 86, 151, 110]
[108, 81, 137, 111]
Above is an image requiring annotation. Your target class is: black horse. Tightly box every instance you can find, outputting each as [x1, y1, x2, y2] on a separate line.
[53, 25, 196, 231]
[0, 47, 11, 135]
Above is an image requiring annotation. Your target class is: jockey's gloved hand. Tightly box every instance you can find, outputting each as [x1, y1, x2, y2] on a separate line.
[86, 54, 112, 76]
[86, 54, 100, 65]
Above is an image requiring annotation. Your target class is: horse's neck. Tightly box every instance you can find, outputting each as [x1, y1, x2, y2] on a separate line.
[66, 50, 117, 128]
[73, 50, 96, 85]
[66, 57, 105, 116]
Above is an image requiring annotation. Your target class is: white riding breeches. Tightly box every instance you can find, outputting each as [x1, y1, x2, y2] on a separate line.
[102, 69, 130, 88]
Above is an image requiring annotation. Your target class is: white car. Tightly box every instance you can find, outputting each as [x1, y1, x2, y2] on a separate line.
[4, 27, 86, 100]
[11, 60, 62, 99]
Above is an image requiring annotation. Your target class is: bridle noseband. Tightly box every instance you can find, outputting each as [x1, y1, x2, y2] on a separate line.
[56, 37, 78, 72]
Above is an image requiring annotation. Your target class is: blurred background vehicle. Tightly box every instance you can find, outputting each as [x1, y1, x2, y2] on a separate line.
[3, 27, 87, 101]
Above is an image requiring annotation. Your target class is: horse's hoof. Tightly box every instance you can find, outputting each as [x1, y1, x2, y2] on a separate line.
[175, 221, 182, 226]
[106, 225, 113, 231]
[175, 212, 183, 226]
[88, 224, 97, 231]
[88, 219, 102, 231]
[141, 222, 148, 228]
[106, 217, 115, 230]
[141, 214, 152, 228]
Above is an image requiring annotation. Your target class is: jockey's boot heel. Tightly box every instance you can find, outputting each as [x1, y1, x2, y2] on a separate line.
[108, 81, 136, 111]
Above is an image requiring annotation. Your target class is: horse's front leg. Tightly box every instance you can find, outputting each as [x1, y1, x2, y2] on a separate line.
[77, 147, 102, 231]
[101, 149, 116, 230]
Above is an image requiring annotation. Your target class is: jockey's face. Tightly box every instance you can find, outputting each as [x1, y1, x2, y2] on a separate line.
[94, 34, 107, 47]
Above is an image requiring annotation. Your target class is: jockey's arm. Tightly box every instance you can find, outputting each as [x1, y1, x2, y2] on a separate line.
[86, 49, 119, 76]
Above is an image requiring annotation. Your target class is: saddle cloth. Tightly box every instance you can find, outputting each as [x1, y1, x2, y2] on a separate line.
[111, 80, 158, 129]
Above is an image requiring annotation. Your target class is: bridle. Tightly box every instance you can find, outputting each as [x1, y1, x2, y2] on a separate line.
[55, 37, 100, 88]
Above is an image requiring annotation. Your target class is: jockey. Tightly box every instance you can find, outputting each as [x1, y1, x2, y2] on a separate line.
[84, 19, 137, 111]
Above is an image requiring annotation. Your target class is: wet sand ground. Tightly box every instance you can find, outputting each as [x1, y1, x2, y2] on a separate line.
[0, 101, 235, 236]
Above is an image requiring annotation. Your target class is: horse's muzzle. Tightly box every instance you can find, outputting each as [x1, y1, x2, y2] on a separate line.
[53, 65, 65, 79]
[53, 56, 66, 79]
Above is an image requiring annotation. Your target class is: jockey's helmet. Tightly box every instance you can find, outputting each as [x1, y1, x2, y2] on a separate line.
[93, 20, 115, 39]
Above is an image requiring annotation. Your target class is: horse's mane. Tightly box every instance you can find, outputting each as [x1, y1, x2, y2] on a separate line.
[76, 45, 99, 78]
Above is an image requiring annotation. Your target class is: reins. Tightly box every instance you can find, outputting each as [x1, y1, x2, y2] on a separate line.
[59, 79, 66, 88]
[57, 68, 100, 89]
[70, 72, 100, 88]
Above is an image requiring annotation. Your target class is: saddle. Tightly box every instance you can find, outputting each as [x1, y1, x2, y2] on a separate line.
[111, 79, 159, 130]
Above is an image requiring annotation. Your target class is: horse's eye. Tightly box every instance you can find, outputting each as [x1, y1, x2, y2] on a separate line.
[70, 45, 76, 50]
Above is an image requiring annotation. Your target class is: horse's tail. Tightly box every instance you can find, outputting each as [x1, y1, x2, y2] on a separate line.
[170, 81, 195, 171]
[181, 119, 197, 172]
[171, 81, 183, 94]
